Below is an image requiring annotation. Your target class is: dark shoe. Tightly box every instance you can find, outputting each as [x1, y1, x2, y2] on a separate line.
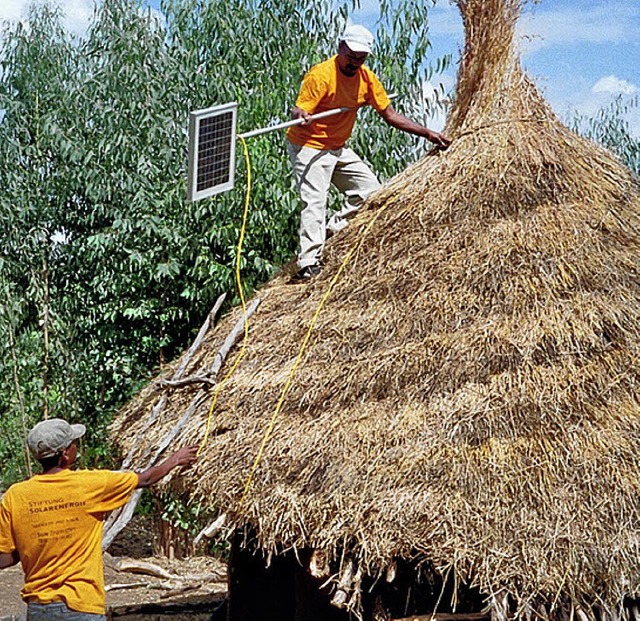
[291, 265, 321, 283]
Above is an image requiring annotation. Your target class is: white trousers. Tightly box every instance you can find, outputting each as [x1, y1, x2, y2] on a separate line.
[287, 140, 381, 268]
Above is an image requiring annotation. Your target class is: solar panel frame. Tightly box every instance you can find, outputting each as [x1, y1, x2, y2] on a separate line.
[187, 102, 238, 202]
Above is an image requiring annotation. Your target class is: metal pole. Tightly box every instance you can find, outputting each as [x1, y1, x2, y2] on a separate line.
[237, 94, 398, 140]
[238, 107, 349, 140]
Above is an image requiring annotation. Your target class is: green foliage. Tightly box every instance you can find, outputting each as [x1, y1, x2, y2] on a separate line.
[0, 3, 85, 482]
[0, 0, 451, 489]
[156, 491, 229, 558]
[160, 492, 202, 534]
[572, 95, 639, 177]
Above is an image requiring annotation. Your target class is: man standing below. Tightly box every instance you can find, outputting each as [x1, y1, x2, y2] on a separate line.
[0, 418, 198, 620]
[287, 24, 451, 281]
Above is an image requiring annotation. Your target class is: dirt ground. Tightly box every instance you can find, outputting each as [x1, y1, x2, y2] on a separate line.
[0, 559, 227, 620]
[0, 518, 228, 620]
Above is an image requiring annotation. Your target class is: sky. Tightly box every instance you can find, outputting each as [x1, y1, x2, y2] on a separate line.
[350, 0, 640, 136]
[0, 0, 638, 136]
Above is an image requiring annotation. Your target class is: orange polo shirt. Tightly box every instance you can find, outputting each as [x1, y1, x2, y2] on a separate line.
[287, 55, 391, 150]
[0, 469, 138, 614]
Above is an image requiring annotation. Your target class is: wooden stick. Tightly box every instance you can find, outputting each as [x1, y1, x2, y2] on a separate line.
[309, 548, 330, 579]
[160, 583, 203, 599]
[491, 593, 509, 621]
[194, 513, 227, 546]
[331, 559, 354, 609]
[137, 297, 261, 468]
[102, 488, 144, 550]
[347, 566, 362, 611]
[391, 613, 491, 621]
[160, 376, 218, 389]
[112, 558, 175, 580]
[102, 298, 261, 550]
[208, 298, 261, 378]
[173, 294, 228, 379]
[120, 294, 226, 470]
[106, 582, 151, 592]
[386, 560, 397, 583]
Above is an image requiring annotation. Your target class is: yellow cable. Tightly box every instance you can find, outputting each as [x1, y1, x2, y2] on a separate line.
[192, 129, 404, 501]
[198, 136, 252, 455]
[239, 197, 394, 508]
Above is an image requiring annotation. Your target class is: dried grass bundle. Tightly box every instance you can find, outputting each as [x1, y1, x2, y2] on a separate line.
[111, 0, 640, 614]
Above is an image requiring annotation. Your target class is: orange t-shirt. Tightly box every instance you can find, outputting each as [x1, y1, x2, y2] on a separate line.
[286, 55, 391, 150]
[0, 469, 138, 614]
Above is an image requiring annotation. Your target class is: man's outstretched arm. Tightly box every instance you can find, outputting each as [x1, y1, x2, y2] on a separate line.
[136, 446, 199, 489]
[379, 105, 451, 149]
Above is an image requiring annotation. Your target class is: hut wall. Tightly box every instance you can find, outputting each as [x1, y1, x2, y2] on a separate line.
[228, 534, 489, 621]
[228, 532, 348, 621]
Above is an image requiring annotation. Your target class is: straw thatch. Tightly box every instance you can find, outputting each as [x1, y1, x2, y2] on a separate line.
[111, 0, 640, 616]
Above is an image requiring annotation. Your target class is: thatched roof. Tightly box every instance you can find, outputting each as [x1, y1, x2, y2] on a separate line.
[112, 0, 640, 614]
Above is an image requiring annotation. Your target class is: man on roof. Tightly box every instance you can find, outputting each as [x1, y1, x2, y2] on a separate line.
[0, 418, 198, 620]
[287, 24, 451, 282]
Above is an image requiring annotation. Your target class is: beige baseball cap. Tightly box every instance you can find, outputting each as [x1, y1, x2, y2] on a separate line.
[27, 418, 86, 459]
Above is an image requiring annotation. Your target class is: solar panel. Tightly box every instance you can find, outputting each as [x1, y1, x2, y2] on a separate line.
[186, 95, 396, 202]
[187, 102, 238, 202]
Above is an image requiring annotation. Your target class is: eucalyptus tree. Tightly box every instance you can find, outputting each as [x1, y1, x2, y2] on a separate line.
[0, 3, 86, 479]
[64, 0, 197, 397]
[0, 0, 450, 486]
[572, 96, 639, 176]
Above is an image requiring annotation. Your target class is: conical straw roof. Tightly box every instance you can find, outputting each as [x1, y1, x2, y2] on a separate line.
[112, 0, 640, 612]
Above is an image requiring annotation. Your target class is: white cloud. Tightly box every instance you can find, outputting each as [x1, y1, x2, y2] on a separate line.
[592, 75, 638, 95]
[0, 0, 97, 38]
[548, 88, 640, 140]
[517, 3, 639, 53]
[0, 0, 24, 22]
[60, 0, 97, 36]
[0, 0, 164, 40]
[543, 74, 640, 138]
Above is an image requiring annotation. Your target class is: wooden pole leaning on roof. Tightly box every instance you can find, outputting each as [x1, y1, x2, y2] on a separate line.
[118, 293, 227, 472]
[102, 296, 261, 550]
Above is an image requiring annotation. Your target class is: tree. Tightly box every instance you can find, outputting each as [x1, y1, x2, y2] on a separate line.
[572, 95, 639, 177]
[0, 4, 85, 479]
[0, 0, 450, 488]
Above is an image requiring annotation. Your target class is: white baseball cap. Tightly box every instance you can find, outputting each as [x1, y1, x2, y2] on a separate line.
[339, 25, 374, 54]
